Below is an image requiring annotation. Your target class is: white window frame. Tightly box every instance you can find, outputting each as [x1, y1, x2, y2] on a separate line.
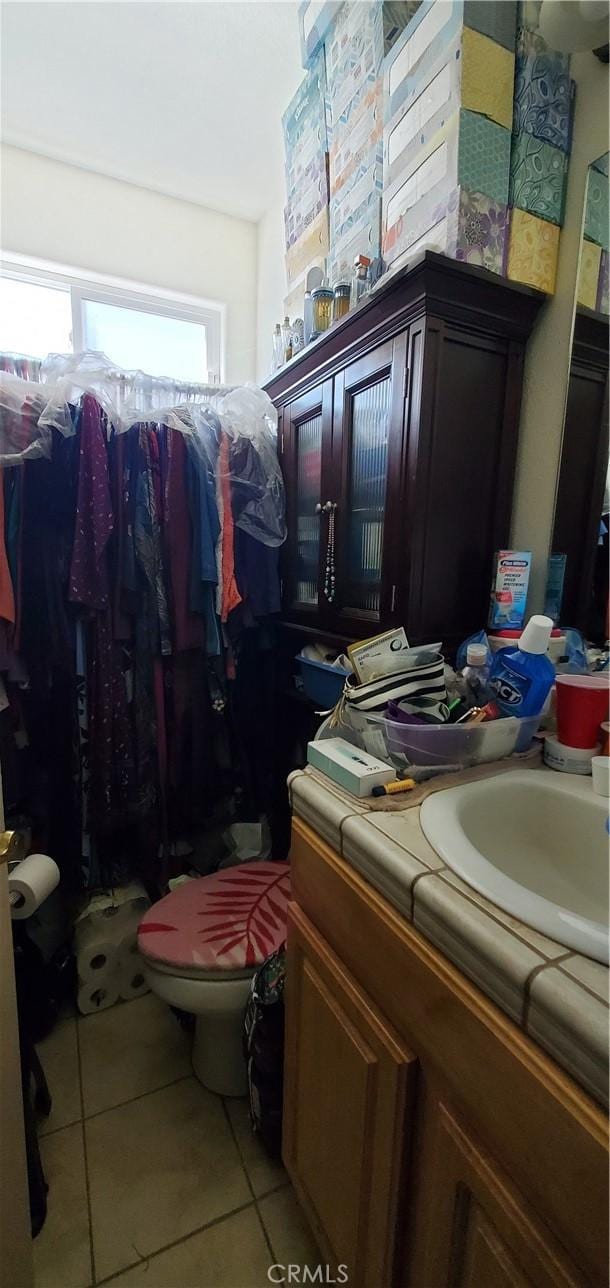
[0, 252, 225, 384]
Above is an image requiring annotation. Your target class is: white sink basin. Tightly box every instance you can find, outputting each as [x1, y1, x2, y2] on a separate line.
[420, 770, 609, 964]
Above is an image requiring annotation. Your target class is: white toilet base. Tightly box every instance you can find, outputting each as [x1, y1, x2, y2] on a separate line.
[141, 959, 252, 1098]
[192, 1011, 248, 1097]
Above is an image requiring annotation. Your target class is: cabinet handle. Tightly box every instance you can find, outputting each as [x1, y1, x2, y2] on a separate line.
[323, 502, 337, 603]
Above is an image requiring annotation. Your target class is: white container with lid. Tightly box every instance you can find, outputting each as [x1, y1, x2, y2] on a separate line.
[543, 735, 600, 775]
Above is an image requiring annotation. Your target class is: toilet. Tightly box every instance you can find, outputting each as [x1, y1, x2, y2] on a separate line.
[137, 861, 291, 1097]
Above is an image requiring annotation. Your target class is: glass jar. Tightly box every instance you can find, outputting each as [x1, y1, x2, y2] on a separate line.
[311, 287, 334, 334]
[332, 283, 351, 323]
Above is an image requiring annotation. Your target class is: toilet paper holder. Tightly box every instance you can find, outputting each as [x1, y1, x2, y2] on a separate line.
[0, 830, 19, 864]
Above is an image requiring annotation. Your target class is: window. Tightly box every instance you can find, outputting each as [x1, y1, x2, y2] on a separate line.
[0, 277, 72, 358]
[0, 257, 223, 383]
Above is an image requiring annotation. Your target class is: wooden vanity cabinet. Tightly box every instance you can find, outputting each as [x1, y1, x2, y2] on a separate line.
[283, 819, 609, 1288]
[265, 253, 544, 648]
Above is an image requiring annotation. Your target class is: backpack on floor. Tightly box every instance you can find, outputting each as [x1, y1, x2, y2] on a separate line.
[243, 945, 286, 1160]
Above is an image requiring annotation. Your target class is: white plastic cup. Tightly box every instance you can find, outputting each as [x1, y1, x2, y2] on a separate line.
[591, 756, 610, 797]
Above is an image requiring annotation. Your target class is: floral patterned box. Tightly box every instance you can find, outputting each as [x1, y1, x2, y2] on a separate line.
[383, 182, 508, 279]
[382, 109, 511, 267]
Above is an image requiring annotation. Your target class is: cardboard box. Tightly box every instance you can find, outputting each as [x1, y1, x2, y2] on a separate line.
[577, 239, 603, 312]
[513, 27, 572, 155]
[489, 551, 532, 631]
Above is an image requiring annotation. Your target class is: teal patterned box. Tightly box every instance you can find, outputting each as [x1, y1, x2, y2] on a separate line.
[584, 165, 610, 251]
[509, 132, 568, 227]
[459, 110, 511, 207]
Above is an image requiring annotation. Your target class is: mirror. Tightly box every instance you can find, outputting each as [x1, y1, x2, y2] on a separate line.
[550, 152, 609, 643]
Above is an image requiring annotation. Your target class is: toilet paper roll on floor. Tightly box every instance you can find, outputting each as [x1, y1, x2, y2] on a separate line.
[77, 975, 120, 1015]
[74, 917, 121, 983]
[119, 958, 150, 1001]
[9, 853, 60, 919]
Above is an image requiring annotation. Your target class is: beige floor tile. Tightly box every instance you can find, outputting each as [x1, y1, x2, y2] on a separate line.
[79, 994, 192, 1117]
[87, 1077, 251, 1281]
[258, 1186, 320, 1269]
[105, 1206, 272, 1287]
[36, 1017, 81, 1136]
[225, 1098, 287, 1197]
[33, 1123, 91, 1288]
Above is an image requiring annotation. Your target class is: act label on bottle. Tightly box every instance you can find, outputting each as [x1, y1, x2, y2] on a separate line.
[490, 663, 531, 709]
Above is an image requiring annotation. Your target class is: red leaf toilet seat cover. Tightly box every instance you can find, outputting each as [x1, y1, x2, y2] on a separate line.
[138, 861, 291, 976]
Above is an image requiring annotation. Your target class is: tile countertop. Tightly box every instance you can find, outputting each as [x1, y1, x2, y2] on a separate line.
[288, 766, 609, 1110]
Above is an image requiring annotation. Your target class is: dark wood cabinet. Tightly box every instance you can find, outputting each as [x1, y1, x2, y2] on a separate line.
[265, 252, 544, 649]
[552, 308, 609, 641]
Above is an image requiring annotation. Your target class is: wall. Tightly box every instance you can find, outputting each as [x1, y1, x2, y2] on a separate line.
[510, 53, 609, 610]
[0, 145, 258, 384]
[256, 202, 287, 383]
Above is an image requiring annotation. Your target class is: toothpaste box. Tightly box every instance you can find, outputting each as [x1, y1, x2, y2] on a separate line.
[307, 738, 395, 797]
[488, 550, 532, 631]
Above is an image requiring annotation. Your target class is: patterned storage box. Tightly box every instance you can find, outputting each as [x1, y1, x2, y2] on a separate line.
[384, 182, 509, 278]
[513, 26, 573, 155]
[282, 51, 331, 286]
[577, 240, 603, 312]
[325, 2, 385, 281]
[506, 207, 560, 293]
[597, 251, 609, 316]
[584, 164, 610, 251]
[383, 106, 511, 270]
[509, 132, 568, 227]
[385, 1, 515, 131]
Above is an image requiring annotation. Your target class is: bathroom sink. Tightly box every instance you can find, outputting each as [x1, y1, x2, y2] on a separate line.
[420, 770, 609, 964]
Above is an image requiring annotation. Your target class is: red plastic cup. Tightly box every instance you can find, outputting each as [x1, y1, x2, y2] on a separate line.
[556, 675, 610, 749]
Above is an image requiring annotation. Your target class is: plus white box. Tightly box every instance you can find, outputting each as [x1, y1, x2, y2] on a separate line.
[307, 738, 395, 797]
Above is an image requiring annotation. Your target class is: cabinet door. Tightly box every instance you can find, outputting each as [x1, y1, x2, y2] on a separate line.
[406, 1096, 586, 1288]
[282, 381, 333, 624]
[328, 335, 408, 637]
[284, 903, 417, 1288]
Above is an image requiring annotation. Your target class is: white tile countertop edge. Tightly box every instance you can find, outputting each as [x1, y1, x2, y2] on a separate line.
[289, 766, 609, 1109]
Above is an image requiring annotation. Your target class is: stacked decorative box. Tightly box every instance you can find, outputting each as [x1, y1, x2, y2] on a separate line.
[325, 2, 419, 284]
[506, 16, 573, 295]
[577, 154, 609, 315]
[282, 50, 331, 316]
[381, 0, 517, 276]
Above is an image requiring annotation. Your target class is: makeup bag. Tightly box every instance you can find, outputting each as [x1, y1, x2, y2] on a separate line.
[343, 648, 447, 719]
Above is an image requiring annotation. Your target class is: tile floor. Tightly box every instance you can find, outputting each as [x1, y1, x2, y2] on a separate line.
[33, 993, 319, 1288]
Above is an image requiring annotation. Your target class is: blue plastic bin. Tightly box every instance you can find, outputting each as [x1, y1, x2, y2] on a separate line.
[296, 654, 351, 709]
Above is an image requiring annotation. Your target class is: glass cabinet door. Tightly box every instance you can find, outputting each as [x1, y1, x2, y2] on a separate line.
[331, 337, 407, 632]
[345, 376, 392, 613]
[295, 411, 322, 605]
[282, 381, 333, 620]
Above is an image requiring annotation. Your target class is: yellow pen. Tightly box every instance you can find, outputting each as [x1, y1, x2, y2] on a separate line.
[371, 778, 416, 797]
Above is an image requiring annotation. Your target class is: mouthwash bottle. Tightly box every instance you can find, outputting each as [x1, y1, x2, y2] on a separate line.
[489, 615, 555, 718]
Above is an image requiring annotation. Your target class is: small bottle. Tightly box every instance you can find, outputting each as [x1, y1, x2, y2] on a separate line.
[272, 323, 283, 371]
[350, 255, 371, 308]
[282, 316, 292, 363]
[304, 290, 314, 345]
[461, 642, 491, 704]
[489, 614, 555, 719]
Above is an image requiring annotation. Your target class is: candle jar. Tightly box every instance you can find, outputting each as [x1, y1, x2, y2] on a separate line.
[311, 287, 334, 334]
[332, 283, 350, 322]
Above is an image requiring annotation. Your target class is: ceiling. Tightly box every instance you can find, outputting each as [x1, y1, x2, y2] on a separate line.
[1, 1, 303, 221]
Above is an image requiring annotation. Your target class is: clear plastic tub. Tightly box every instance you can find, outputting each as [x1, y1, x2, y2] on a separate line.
[321, 705, 541, 768]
